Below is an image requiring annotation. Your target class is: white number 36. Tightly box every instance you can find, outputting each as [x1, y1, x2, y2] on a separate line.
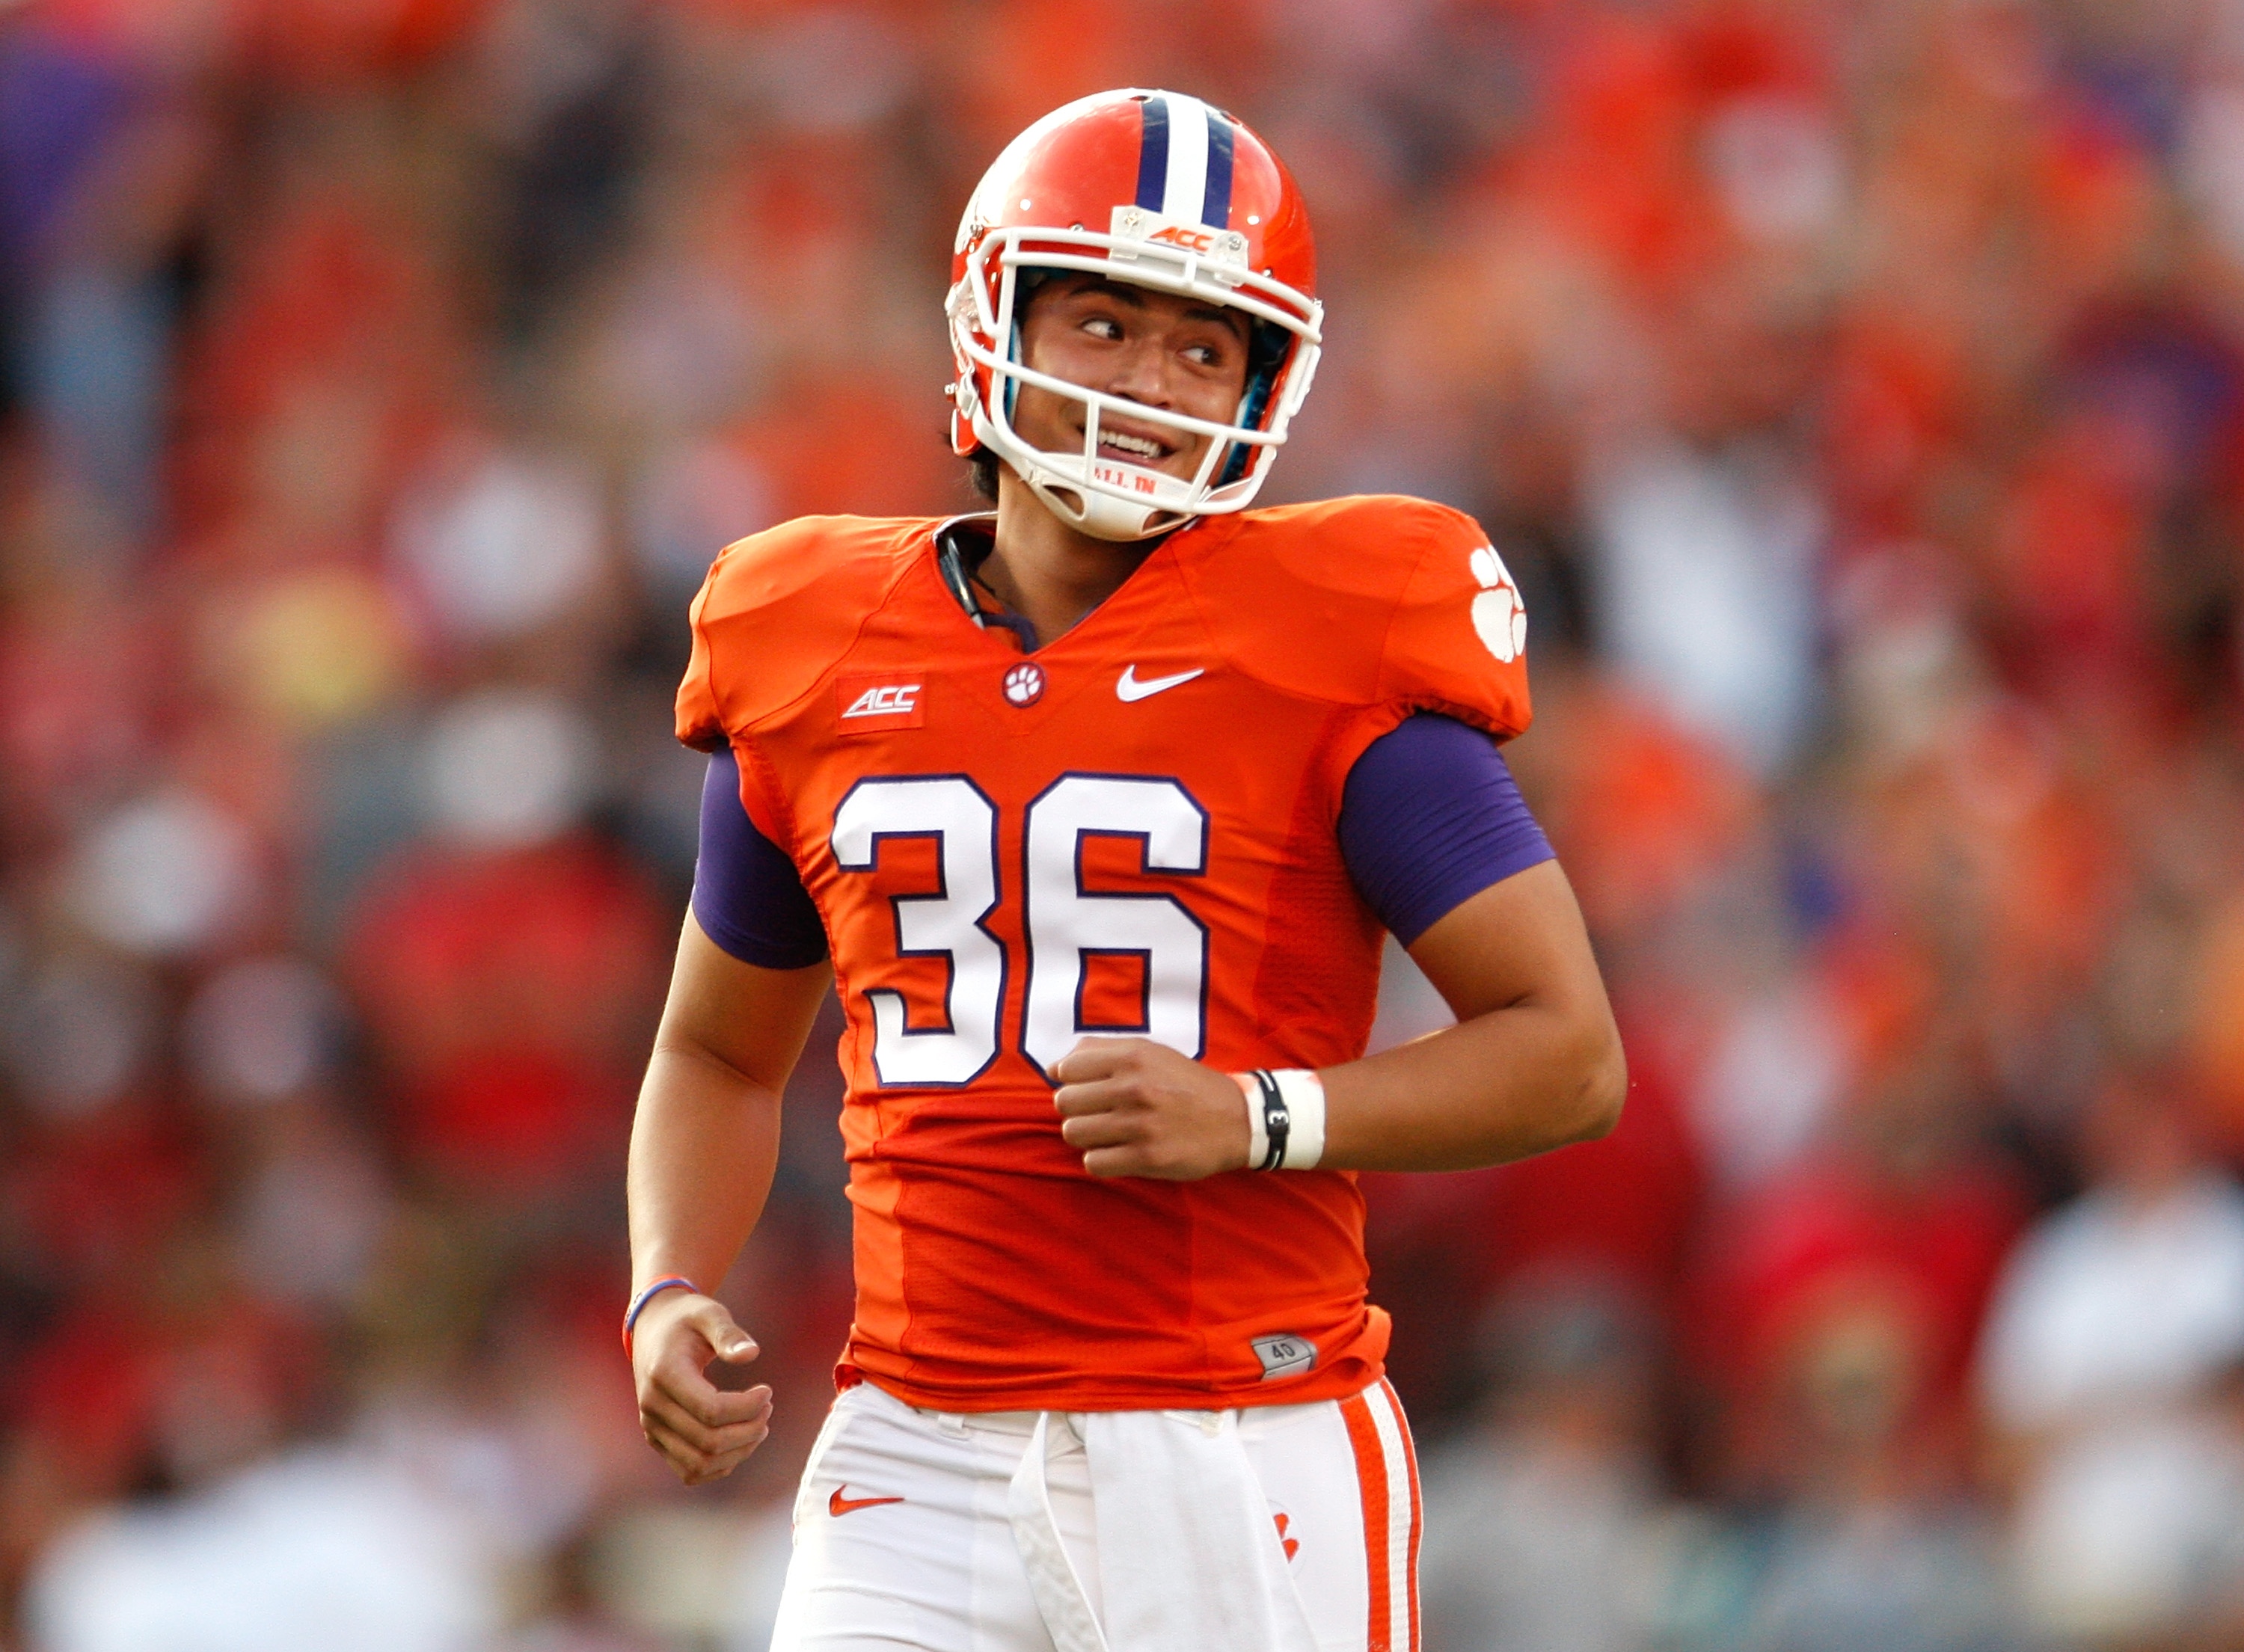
[829, 773, 1210, 1087]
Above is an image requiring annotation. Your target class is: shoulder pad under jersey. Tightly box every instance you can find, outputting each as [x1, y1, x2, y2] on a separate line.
[1177, 495, 1533, 740]
[675, 515, 931, 750]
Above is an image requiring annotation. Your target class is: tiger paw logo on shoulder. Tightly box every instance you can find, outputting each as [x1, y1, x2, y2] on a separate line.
[1469, 545, 1526, 664]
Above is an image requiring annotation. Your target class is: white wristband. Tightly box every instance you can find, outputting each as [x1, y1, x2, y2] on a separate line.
[1233, 1068, 1326, 1170]
[1275, 1069, 1326, 1168]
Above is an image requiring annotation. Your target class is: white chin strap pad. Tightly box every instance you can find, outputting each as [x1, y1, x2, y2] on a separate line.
[1023, 462, 1186, 541]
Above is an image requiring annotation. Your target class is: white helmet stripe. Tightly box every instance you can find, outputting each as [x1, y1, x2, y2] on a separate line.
[1160, 92, 1211, 221]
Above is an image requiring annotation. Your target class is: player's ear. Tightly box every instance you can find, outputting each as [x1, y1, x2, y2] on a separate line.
[969, 445, 1001, 502]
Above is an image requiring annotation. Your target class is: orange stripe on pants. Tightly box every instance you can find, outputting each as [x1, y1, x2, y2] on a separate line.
[1340, 1390, 1391, 1652]
[1382, 1378, 1423, 1652]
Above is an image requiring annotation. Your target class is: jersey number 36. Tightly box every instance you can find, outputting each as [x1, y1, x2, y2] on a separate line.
[830, 773, 1209, 1087]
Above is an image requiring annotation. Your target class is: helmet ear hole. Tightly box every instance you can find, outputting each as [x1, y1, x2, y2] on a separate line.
[1216, 318, 1293, 487]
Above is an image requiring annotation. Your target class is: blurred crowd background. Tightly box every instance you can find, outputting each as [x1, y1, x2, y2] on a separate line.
[5, 0, 2244, 1647]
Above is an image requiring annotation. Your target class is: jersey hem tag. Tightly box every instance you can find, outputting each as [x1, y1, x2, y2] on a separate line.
[1251, 1332, 1316, 1381]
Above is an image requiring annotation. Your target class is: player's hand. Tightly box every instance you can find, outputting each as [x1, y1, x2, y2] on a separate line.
[631, 1290, 773, 1486]
[1052, 1037, 1251, 1180]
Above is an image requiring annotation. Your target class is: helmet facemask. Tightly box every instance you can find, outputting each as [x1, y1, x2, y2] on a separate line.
[949, 216, 1323, 541]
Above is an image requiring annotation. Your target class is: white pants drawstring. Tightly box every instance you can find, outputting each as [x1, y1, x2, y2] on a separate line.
[1008, 1407, 1322, 1652]
[1006, 1413, 1110, 1652]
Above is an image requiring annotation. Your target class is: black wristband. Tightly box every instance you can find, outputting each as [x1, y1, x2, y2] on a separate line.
[1251, 1068, 1290, 1171]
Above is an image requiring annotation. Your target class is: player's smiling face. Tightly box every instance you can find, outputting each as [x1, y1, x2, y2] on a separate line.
[1011, 273, 1252, 484]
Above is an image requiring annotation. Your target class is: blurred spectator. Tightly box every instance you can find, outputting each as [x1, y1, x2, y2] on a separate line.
[1417, 1275, 1674, 1652]
[182, 954, 343, 1110]
[22, 1443, 508, 1652]
[1722, 1288, 2026, 1652]
[2, 953, 154, 1120]
[182, 954, 393, 1311]
[1688, 1033, 2027, 1498]
[1, 4, 220, 551]
[1978, 1077, 2244, 1644]
[1584, 429, 1822, 776]
[64, 789, 257, 959]
[341, 690, 665, 1195]
[390, 440, 611, 653]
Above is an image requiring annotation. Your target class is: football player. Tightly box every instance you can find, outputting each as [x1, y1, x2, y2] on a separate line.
[626, 90, 1625, 1652]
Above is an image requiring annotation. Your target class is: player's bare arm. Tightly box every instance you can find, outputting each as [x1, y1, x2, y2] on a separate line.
[1334, 857, 1623, 1167]
[1054, 857, 1622, 1179]
[626, 914, 830, 1484]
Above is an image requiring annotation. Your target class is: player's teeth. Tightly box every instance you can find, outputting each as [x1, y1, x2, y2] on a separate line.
[1101, 434, 1160, 458]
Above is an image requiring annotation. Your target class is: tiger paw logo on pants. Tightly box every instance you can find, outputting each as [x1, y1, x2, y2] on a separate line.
[1468, 545, 1527, 663]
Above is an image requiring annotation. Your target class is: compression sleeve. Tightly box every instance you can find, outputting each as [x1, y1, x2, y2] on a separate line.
[690, 747, 830, 968]
[1338, 713, 1555, 947]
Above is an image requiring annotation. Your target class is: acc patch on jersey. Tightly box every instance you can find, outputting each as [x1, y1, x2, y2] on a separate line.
[837, 675, 926, 731]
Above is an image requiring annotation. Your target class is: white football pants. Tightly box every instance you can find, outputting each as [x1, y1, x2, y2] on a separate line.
[768, 1377, 1421, 1652]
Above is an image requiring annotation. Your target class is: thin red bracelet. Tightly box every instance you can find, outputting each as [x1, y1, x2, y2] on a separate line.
[622, 1275, 698, 1362]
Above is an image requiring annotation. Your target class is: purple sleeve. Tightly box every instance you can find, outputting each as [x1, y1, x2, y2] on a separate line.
[1338, 713, 1555, 947]
[691, 748, 829, 968]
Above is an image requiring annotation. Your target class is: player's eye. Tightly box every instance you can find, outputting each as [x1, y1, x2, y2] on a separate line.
[1082, 315, 1123, 340]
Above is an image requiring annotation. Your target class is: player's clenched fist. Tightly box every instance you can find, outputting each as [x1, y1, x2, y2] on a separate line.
[1052, 1037, 1254, 1180]
[630, 1291, 773, 1486]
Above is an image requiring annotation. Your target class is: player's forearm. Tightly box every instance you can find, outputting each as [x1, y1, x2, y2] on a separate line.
[1316, 993, 1625, 1172]
[626, 1040, 784, 1292]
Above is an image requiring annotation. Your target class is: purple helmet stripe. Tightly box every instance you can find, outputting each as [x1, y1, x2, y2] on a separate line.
[1134, 95, 1170, 212]
[1202, 113, 1235, 227]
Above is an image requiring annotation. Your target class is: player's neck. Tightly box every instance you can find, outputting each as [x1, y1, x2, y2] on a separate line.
[984, 472, 1162, 648]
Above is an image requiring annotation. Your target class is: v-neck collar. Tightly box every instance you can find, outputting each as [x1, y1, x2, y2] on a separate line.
[922, 511, 1234, 660]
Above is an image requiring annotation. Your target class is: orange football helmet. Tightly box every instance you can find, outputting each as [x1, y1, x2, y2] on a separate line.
[947, 90, 1323, 541]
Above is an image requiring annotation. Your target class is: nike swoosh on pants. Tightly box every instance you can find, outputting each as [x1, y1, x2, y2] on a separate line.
[830, 1485, 905, 1517]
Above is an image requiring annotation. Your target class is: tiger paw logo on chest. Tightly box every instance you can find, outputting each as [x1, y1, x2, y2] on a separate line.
[1468, 544, 1527, 663]
[836, 675, 926, 731]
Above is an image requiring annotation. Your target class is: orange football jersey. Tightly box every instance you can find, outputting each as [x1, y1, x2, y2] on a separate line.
[675, 495, 1532, 1411]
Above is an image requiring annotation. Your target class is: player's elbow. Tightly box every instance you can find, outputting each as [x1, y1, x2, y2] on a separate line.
[1552, 1015, 1628, 1147]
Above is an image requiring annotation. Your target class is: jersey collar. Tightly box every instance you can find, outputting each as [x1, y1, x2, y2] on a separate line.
[931, 510, 1227, 655]
[931, 513, 1040, 651]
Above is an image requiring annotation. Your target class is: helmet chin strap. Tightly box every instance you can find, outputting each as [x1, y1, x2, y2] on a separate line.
[1020, 458, 1189, 541]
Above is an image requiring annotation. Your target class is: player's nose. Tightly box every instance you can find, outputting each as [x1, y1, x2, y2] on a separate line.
[1100, 335, 1175, 408]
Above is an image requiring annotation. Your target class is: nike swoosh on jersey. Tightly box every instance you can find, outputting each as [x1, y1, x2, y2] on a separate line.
[830, 1486, 905, 1517]
[1116, 665, 1205, 701]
